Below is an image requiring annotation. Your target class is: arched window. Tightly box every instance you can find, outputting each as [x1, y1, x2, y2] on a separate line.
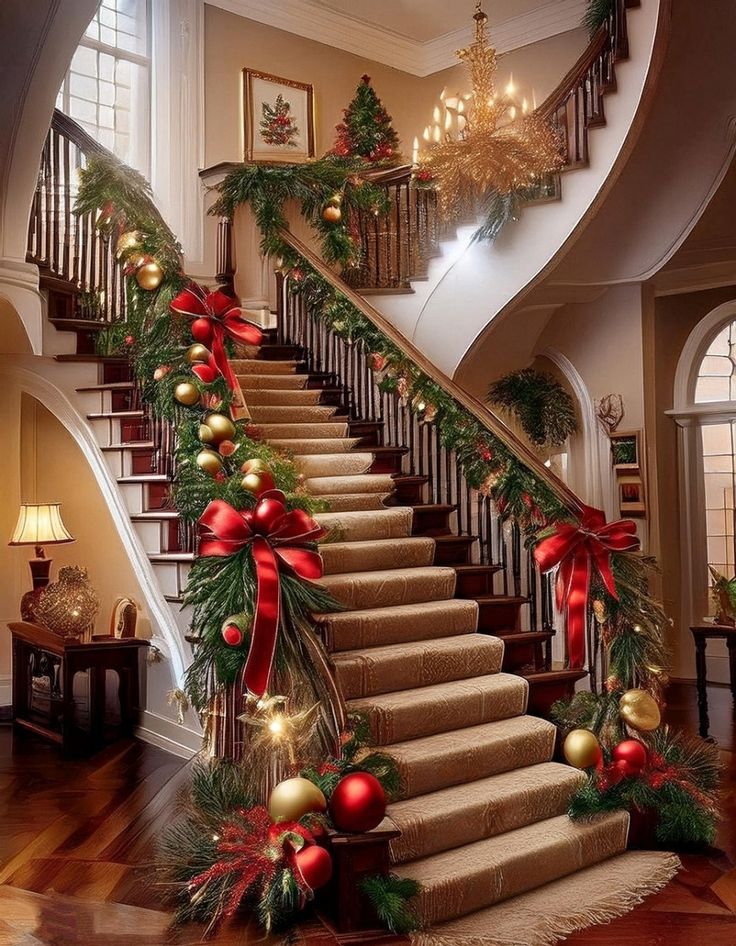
[56, 0, 151, 175]
[694, 320, 736, 578]
[671, 303, 736, 662]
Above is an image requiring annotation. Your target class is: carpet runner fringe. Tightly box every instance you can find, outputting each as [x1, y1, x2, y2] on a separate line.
[236, 363, 675, 943]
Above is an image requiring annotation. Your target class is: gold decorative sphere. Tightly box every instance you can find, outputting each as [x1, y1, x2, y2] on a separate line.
[563, 728, 601, 769]
[204, 412, 236, 445]
[115, 229, 140, 258]
[196, 449, 224, 476]
[174, 381, 200, 407]
[619, 689, 661, 732]
[322, 204, 342, 224]
[198, 423, 215, 444]
[187, 344, 211, 364]
[241, 469, 275, 495]
[268, 777, 327, 823]
[241, 458, 268, 475]
[135, 260, 164, 291]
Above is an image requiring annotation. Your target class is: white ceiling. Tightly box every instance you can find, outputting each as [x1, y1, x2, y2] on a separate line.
[308, 0, 555, 44]
[208, 0, 588, 76]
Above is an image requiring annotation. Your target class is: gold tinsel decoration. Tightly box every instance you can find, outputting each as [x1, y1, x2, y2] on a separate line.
[421, 1, 562, 217]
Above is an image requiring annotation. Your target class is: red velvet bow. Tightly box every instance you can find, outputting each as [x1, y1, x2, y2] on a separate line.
[533, 505, 640, 669]
[170, 283, 263, 391]
[199, 491, 326, 697]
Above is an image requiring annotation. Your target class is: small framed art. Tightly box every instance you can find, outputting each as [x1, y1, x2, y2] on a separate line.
[610, 430, 641, 471]
[619, 478, 646, 517]
[243, 69, 315, 163]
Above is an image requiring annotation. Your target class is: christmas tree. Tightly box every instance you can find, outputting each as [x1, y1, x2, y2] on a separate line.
[260, 94, 299, 148]
[332, 75, 400, 163]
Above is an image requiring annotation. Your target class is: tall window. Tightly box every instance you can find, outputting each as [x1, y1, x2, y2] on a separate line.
[56, 0, 151, 175]
[696, 322, 736, 579]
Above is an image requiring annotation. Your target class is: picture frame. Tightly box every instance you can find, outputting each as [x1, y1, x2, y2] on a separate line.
[619, 478, 646, 517]
[243, 69, 315, 163]
[610, 430, 641, 471]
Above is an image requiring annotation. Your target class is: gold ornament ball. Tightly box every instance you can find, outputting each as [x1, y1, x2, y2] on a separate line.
[328, 193, 343, 206]
[619, 689, 661, 732]
[204, 412, 236, 445]
[241, 469, 275, 495]
[115, 229, 140, 258]
[187, 344, 210, 364]
[268, 777, 327, 823]
[136, 260, 164, 291]
[241, 458, 269, 475]
[198, 423, 215, 445]
[196, 448, 224, 477]
[322, 205, 342, 224]
[563, 728, 601, 769]
[174, 381, 200, 406]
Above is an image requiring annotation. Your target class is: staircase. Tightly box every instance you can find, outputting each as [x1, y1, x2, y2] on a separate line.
[227, 330, 638, 936]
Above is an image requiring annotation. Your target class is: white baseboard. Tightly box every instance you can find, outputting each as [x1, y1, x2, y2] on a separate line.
[0, 675, 11, 709]
[135, 710, 202, 759]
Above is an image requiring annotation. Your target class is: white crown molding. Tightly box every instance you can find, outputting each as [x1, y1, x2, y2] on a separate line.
[205, 0, 587, 77]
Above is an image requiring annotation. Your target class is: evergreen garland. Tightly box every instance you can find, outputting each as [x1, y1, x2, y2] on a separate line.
[583, 0, 614, 36]
[361, 873, 422, 934]
[211, 158, 389, 267]
[488, 367, 578, 448]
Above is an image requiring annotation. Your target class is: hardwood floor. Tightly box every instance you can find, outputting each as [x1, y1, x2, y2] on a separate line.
[0, 682, 734, 946]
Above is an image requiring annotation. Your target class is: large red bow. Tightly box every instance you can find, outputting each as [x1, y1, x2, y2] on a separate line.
[170, 283, 263, 391]
[199, 491, 326, 697]
[533, 505, 640, 669]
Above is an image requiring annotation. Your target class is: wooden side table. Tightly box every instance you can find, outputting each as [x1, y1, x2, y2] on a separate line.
[690, 623, 736, 737]
[9, 621, 148, 755]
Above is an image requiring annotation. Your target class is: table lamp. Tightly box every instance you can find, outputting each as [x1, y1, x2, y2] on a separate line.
[9, 503, 74, 620]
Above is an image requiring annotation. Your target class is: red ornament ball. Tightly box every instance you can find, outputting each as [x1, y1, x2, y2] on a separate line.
[612, 739, 648, 776]
[191, 317, 214, 345]
[294, 844, 332, 891]
[329, 772, 386, 833]
[124, 334, 135, 346]
[222, 624, 243, 647]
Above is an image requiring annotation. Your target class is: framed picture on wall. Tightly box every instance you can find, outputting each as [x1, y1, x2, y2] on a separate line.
[619, 478, 646, 517]
[243, 69, 315, 163]
[610, 430, 641, 471]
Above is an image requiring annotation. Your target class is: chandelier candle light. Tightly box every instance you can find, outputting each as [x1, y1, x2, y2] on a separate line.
[419, 1, 562, 215]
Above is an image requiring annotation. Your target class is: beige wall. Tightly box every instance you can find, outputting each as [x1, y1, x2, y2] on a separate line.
[203, 5, 587, 166]
[0, 387, 154, 703]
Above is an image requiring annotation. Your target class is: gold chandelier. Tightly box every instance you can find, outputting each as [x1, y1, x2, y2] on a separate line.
[421, 1, 562, 216]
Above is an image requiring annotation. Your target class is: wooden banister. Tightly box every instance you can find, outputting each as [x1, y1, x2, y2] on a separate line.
[280, 228, 586, 518]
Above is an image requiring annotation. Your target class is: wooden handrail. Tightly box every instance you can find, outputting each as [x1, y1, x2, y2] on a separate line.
[280, 228, 586, 518]
[536, 25, 610, 120]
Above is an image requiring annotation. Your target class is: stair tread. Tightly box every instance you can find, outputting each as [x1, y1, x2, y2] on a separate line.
[149, 552, 195, 562]
[387, 762, 584, 863]
[385, 714, 555, 799]
[118, 474, 170, 483]
[87, 410, 144, 419]
[131, 511, 179, 520]
[349, 673, 528, 744]
[100, 441, 156, 451]
[77, 382, 134, 392]
[394, 811, 629, 925]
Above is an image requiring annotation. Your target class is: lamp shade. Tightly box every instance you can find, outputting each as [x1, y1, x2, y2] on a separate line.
[9, 503, 74, 547]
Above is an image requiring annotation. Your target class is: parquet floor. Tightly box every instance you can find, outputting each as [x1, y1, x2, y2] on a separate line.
[0, 682, 734, 946]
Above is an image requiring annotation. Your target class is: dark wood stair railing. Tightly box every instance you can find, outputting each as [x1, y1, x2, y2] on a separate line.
[275, 232, 596, 706]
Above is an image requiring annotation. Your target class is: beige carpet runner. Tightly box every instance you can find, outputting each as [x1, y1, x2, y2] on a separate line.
[236, 356, 679, 944]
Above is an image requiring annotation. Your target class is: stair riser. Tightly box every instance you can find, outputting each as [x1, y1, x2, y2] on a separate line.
[348, 421, 382, 447]
[77, 389, 133, 414]
[152, 560, 191, 599]
[476, 599, 524, 633]
[454, 568, 500, 597]
[119, 482, 170, 516]
[389, 478, 426, 505]
[103, 362, 132, 384]
[102, 448, 156, 480]
[132, 519, 181, 555]
[501, 640, 545, 674]
[368, 451, 406, 475]
[527, 676, 581, 717]
[433, 539, 475, 566]
[411, 506, 456, 536]
[88, 415, 146, 447]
